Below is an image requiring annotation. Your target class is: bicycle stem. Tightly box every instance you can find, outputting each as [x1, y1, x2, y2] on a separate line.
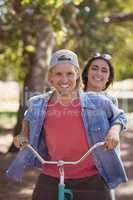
[27, 141, 105, 200]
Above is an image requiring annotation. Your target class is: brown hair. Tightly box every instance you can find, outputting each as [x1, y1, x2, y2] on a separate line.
[82, 56, 114, 91]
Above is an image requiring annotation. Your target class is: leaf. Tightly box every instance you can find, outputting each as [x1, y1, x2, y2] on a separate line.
[25, 45, 36, 53]
[73, 0, 83, 6]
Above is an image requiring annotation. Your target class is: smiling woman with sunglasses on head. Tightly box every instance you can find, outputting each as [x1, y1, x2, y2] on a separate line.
[82, 53, 118, 106]
[82, 53, 122, 199]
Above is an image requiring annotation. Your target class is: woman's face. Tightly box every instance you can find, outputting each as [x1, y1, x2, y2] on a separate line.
[48, 63, 79, 97]
[87, 59, 110, 91]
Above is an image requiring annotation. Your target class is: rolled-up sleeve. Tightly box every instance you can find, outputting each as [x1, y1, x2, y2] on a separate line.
[23, 99, 32, 122]
[105, 99, 127, 132]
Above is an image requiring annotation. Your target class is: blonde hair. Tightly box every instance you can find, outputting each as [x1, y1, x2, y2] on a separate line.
[75, 68, 83, 90]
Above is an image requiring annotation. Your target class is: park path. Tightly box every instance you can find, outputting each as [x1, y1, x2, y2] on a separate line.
[0, 114, 133, 200]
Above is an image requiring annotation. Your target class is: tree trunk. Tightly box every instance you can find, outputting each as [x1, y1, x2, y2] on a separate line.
[8, 23, 55, 152]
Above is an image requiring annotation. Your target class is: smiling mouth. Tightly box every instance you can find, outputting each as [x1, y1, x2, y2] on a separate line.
[93, 77, 102, 82]
[60, 85, 69, 89]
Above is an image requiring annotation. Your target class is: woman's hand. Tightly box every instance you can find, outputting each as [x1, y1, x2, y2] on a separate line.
[13, 120, 29, 149]
[104, 124, 121, 150]
[13, 135, 28, 149]
[13, 135, 21, 149]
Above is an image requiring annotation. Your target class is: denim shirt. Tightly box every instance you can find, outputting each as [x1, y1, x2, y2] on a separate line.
[6, 91, 128, 189]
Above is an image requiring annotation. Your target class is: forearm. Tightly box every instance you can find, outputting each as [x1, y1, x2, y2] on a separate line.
[105, 124, 121, 150]
[110, 124, 121, 135]
[21, 119, 29, 139]
[13, 119, 29, 148]
[106, 98, 127, 132]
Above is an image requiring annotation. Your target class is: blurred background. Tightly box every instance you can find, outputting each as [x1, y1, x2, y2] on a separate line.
[0, 0, 133, 199]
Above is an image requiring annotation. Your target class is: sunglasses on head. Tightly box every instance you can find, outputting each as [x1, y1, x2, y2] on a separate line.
[94, 53, 112, 61]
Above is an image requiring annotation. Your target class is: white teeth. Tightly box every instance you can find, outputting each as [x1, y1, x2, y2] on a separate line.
[94, 77, 101, 81]
[60, 85, 69, 88]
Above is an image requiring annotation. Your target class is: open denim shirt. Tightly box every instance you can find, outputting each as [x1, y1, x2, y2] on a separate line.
[6, 91, 128, 189]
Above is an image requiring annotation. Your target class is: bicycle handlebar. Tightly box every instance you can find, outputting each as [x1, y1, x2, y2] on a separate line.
[27, 141, 105, 166]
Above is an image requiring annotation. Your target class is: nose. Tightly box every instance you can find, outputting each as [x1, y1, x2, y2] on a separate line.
[96, 69, 103, 76]
[61, 75, 68, 83]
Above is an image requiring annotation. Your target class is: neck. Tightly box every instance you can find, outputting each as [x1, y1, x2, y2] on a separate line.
[52, 91, 78, 105]
[86, 86, 101, 92]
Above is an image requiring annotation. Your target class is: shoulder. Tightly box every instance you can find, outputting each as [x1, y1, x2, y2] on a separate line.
[80, 91, 111, 109]
[84, 91, 118, 105]
[84, 91, 110, 102]
[27, 91, 53, 105]
[104, 93, 118, 106]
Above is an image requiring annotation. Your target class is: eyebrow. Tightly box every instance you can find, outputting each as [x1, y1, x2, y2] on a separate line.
[91, 64, 108, 70]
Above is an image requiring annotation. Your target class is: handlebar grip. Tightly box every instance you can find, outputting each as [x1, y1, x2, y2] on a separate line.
[18, 135, 28, 147]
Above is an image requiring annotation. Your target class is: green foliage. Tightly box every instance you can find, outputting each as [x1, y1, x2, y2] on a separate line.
[72, 0, 133, 80]
[0, 41, 25, 81]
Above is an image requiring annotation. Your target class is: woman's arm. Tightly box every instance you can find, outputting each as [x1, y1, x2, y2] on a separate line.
[104, 124, 121, 150]
[13, 120, 29, 148]
[104, 98, 127, 149]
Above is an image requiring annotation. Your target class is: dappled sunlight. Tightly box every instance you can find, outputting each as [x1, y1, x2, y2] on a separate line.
[110, 79, 133, 91]
[115, 125, 133, 199]
[127, 113, 133, 131]
[19, 188, 33, 196]
[0, 133, 13, 153]
[116, 180, 133, 196]
[0, 81, 19, 112]
[122, 142, 131, 149]
[121, 149, 130, 157]
[124, 132, 133, 139]
[124, 160, 133, 168]
[0, 102, 19, 112]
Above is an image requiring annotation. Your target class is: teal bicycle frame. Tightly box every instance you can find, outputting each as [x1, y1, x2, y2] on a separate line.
[27, 141, 105, 200]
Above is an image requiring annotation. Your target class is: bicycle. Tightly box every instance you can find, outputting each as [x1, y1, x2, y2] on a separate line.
[25, 141, 105, 200]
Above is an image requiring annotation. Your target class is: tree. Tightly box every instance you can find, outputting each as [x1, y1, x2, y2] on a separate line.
[0, 0, 133, 151]
[5, 0, 83, 151]
[1, 0, 133, 81]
